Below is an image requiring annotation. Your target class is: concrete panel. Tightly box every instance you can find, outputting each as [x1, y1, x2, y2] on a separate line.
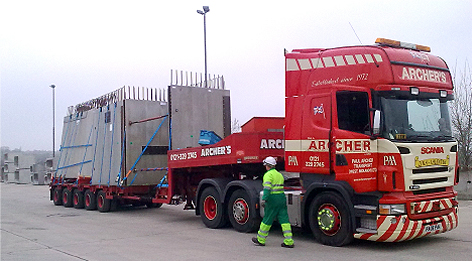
[31, 172, 46, 185]
[55, 83, 230, 187]
[122, 99, 169, 186]
[57, 110, 97, 180]
[90, 104, 122, 186]
[169, 86, 230, 149]
[5, 172, 15, 183]
[56, 98, 170, 186]
[16, 169, 31, 184]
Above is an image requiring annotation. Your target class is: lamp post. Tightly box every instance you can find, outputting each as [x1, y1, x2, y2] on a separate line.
[197, 6, 210, 87]
[50, 84, 56, 158]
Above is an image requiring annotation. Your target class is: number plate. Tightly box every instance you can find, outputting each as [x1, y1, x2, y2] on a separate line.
[424, 223, 442, 233]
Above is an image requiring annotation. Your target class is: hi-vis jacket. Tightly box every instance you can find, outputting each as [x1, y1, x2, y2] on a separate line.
[262, 168, 285, 201]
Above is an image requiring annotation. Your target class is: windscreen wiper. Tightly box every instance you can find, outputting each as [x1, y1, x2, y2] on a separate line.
[406, 135, 431, 141]
[430, 135, 454, 141]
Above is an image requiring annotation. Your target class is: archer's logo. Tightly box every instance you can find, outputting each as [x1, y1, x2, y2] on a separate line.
[415, 155, 449, 168]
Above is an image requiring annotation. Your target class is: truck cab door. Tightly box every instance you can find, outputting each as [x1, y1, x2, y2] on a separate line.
[300, 93, 332, 174]
[331, 90, 378, 193]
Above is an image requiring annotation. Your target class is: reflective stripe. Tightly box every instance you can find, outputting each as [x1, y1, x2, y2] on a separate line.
[263, 181, 273, 191]
[281, 223, 294, 245]
[265, 179, 284, 194]
[258, 231, 268, 238]
[258, 229, 269, 234]
[286, 54, 384, 72]
[257, 222, 272, 244]
[270, 185, 284, 194]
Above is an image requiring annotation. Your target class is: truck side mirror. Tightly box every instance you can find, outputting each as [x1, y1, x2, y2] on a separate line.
[373, 110, 381, 135]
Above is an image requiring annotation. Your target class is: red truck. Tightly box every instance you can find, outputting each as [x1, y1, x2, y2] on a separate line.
[51, 38, 459, 246]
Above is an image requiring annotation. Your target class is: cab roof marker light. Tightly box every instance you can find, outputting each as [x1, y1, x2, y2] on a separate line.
[400, 42, 416, 49]
[410, 87, 419, 95]
[415, 44, 431, 52]
[440, 90, 448, 98]
[375, 38, 431, 52]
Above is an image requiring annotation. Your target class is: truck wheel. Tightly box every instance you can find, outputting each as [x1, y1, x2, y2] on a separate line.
[228, 189, 260, 232]
[97, 190, 111, 212]
[73, 190, 85, 209]
[84, 190, 97, 210]
[199, 187, 227, 228]
[62, 188, 73, 207]
[308, 191, 353, 246]
[53, 187, 63, 205]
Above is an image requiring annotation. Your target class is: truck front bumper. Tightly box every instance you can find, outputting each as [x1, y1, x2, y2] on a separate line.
[354, 206, 458, 242]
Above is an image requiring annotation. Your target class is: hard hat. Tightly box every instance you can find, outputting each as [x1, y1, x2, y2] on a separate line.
[263, 156, 277, 166]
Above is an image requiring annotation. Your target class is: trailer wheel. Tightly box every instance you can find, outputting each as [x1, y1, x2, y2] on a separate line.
[97, 190, 111, 212]
[228, 189, 259, 232]
[308, 191, 353, 246]
[73, 190, 85, 209]
[62, 188, 73, 207]
[199, 187, 227, 228]
[84, 190, 97, 210]
[53, 187, 63, 205]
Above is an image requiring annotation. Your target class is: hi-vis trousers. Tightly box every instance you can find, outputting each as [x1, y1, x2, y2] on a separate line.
[256, 194, 294, 245]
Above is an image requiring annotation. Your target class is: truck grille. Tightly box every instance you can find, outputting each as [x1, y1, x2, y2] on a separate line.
[412, 177, 448, 185]
[412, 167, 449, 174]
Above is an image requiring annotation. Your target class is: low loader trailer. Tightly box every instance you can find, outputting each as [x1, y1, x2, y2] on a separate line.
[51, 38, 459, 246]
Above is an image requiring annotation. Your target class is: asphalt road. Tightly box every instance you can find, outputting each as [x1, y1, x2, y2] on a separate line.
[1, 183, 471, 261]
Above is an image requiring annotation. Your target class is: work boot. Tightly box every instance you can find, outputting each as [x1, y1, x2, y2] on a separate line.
[281, 242, 294, 248]
[183, 203, 195, 210]
[252, 237, 265, 246]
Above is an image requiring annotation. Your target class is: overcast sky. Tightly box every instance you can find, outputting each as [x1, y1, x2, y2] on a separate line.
[1, 0, 471, 151]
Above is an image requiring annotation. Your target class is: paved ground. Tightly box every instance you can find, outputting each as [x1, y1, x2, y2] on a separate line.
[1, 183, 471, 261]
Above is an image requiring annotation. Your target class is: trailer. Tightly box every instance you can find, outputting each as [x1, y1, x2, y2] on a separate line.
[50, 73, 230, 211]
[51, 38, 459, 246]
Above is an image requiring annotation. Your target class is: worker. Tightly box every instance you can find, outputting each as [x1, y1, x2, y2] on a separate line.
[252, 156, 294, 248]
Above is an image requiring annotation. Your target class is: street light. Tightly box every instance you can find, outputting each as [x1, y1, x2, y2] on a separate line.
[50, 84, 56, 158]
[197, 6, 210, 87]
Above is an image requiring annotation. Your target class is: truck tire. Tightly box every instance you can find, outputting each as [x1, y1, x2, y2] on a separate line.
[199, 187, 227, 228]
[97, 190, 111, 212]
[308, 191, 353, 246]
[227, 189, 260, 232]
[53, 187, 63, 205]
[84, 189, 97, 210]
[62, 188, 73, 207]
[73, 190, 85, 209]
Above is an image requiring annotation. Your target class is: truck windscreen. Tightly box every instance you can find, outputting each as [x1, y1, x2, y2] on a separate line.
[379, 96, 453, 142]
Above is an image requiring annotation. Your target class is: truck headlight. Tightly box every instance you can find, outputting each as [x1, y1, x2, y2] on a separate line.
[379, 204, 406, 215]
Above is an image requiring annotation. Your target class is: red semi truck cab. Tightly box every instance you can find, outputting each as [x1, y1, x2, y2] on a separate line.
[284, 38, 458, 244]
[164, 38, 458, 247]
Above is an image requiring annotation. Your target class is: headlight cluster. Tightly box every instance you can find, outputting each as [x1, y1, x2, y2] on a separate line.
[379, 204, 406, 215]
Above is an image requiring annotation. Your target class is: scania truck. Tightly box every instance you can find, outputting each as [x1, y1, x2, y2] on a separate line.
[51, 38, 458, 246]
